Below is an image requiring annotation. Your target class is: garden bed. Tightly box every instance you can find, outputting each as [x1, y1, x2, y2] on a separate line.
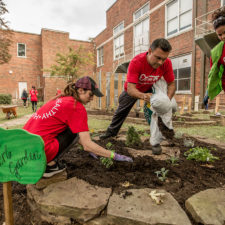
[0, 133, 224, 225]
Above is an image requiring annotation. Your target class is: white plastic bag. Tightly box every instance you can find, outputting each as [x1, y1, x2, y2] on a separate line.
[149, 78, 176, 146]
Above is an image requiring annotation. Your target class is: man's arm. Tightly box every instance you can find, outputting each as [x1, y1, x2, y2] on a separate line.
[127, 83, 151, 103]
[167, 81, 176, 100]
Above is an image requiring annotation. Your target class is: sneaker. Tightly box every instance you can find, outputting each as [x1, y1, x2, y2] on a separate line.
[152, 144, 162, 155]
[99, 132, 115, 140]
[43, 162, 66, 178]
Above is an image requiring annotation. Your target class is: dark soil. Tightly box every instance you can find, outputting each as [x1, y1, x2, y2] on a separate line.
[1, 132, 225, 225]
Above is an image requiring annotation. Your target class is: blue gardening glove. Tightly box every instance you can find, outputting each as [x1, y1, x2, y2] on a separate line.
[113, 153, 133, 162]
[89, 152, 98, 159]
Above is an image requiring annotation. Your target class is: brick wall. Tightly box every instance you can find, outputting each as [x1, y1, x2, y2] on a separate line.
[0, 29, 94, 102]
[0, 31, 42, 98]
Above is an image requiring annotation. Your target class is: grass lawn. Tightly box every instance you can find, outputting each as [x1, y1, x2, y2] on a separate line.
[1, 108, 225, 142]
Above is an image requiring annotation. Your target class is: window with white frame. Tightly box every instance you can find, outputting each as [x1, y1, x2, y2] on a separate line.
[171, 54, 192, 92]
[134, 3, 149, 21]
[166, 0, 192, 37]
[134, 18, 149, 56]
[113, 22, 124, 60]
[97, 47, 104, 67]
[222, 0, 225, 6]
[17, 43, 26, 57]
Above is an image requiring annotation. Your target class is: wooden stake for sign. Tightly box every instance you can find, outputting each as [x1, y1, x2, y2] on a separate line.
[3, 182, 14, 225]
[215, 96, 220, 114]
[180, 96, 186, 115]
[188, 97, 192, 114]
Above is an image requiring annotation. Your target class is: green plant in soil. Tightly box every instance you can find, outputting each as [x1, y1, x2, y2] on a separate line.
[184, 147, 219, 162]
[125, 126, 142, 147]
[155, 168, 169, 182]
[169, 156, 179, 165]
[100, 142, 114, 168]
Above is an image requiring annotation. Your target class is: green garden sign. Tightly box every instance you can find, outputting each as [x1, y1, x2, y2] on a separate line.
[0, 128, 46, 184]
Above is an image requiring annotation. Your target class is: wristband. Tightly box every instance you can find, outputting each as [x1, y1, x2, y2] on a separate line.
[110, 151, 115, 159]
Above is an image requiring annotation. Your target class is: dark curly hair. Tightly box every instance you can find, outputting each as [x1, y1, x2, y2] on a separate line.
[212, 6, 225, 29]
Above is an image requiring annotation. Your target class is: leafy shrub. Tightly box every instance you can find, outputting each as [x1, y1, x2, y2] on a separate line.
[0, 94, 12, 104]
[125, 126, 142, 147]
[184, 147, 219, 162]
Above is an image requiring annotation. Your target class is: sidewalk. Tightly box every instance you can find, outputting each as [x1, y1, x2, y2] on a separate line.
[0, 114, 32, 128]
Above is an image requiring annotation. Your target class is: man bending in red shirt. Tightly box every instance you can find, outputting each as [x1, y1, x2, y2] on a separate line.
[100, 38, 176, 155]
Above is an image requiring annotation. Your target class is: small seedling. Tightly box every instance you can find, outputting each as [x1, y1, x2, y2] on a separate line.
[106, 142, 113, 150]
[169, 156, 179, 165]
[184, 147, 219, 162]
[155, 168, 169, 182]
[125, 126, 142, 147]
[100, 142, 114, 168]
[100, 150, 114, 168]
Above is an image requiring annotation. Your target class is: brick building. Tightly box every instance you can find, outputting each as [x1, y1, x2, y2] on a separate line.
[0, 28, 94, 102]
[93, 0, 225, 110]
[0, 0, 225, 110]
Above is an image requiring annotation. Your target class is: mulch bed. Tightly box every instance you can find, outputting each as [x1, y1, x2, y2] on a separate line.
[0, 132, 224, 225]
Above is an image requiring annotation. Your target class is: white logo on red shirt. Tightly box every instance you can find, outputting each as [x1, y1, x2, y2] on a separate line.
[223, 57, 225, 63]
[32, 98, 62, 120]
[139, 74, 160, 85]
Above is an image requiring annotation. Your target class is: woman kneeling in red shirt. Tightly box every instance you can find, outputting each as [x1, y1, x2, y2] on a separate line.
[24, 76, 133, 178]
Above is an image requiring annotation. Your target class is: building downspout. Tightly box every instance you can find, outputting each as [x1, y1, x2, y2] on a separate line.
[191, 0, 197, 108]
[199, 1, 207, 108]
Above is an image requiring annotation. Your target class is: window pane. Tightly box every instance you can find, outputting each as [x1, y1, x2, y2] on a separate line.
[135, 22, 142, 37]
[180, 11, 192, 30]
[142, 4, 149, 14]
[178, 67, 191, 79]
[223, 0, 225, 6]
[18, 44, 25, 56]
[171, 58, 178, 70]
[178, 54, 191, 68]
[143, 18, 149, 32]
[178, 79, 190, 91]
[167, 0, 178, 20]
[180, 0, 192, 14]
[167, 18, 178, 35]
[135, 9, 142, 20]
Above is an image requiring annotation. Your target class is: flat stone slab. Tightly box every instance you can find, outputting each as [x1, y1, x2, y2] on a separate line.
[185, 188, 225, 225]
[125, 146, 180, 161]
[28, 177, 112, 223]
[107, 188, 191, 225]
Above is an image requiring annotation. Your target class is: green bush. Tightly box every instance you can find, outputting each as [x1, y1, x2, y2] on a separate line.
[126, 126, 142, 147]
[0, 94, 12, 104]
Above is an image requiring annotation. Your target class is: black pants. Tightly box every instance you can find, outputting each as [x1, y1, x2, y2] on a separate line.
[54, 127, 78, 160]
[31, 101, 37, 112]
[107, 91, 137, 136]
[22, 99, 27, 106]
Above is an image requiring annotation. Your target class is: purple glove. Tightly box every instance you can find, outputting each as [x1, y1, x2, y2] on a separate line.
[114, 153, 133, 162]
[89, 152, 98, 159]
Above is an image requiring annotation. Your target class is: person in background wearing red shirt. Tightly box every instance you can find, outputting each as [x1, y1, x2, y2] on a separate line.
[24, 76, 133, 178]
[100, 38, 176, 155]
[29, 86, 38, 112]
[56, 88, 62, 96]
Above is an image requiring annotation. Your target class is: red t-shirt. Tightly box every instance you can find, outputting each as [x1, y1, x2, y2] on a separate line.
[124, 52, 175, 93]
[23, 96, 89, 162]
[210, 44, 225, 91]
[30, 89, 38, 102]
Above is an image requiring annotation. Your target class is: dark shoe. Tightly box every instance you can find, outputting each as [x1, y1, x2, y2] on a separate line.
[43, 162, 66, 178]
[99, 132, 115, 140]
[152, 144, 162, 155]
